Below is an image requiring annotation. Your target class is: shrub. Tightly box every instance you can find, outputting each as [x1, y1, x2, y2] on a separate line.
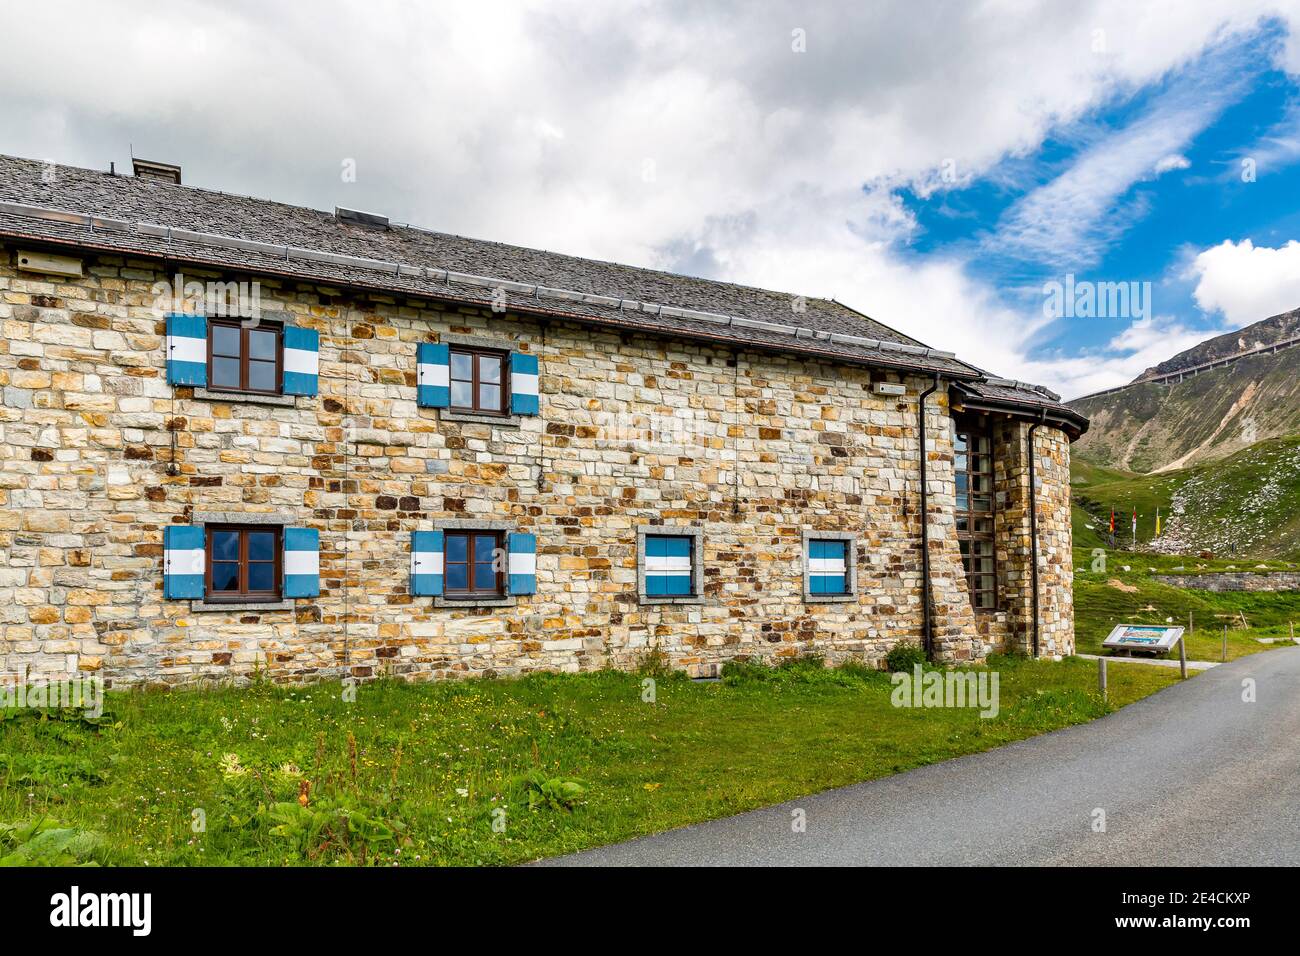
[886, 642, 927, 673]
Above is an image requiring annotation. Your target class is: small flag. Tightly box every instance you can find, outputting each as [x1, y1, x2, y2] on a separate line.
[1156, 507, 1161, 537]
[1131, 506, 1137, 533]
[1109, 508, 1115, 534]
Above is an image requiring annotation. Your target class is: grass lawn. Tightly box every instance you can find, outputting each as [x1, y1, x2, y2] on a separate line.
[1072, 547, 1300, 660]
[1, 655, 1176, 866]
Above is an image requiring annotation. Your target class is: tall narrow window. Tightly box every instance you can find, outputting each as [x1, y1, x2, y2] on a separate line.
[954, 418, 997, 611]
[444, 530, 504, 597]
[208, 320, 281, 394]
[449, 347, 507, 414]
[205, 525, 282, 602]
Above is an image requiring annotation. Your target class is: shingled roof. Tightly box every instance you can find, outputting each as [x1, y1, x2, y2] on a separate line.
[0, 153, 1084, 434]
[952, 378, 1089, 438]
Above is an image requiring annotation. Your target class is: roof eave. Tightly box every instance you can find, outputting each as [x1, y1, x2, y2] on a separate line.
[0, 226, 986, 381]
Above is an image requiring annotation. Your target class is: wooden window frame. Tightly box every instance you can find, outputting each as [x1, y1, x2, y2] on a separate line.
[443, 529, 506, 599]
[207, 319, 283, 395]
[954, 416, 998, 612]
[448, 346, 509, 416]
[204, 524, 282, 603]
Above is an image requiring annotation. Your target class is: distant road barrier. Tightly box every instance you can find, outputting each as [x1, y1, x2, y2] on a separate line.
[1069, 333, 1300, 404]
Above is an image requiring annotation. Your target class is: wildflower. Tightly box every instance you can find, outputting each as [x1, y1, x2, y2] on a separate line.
[219, 753, 248, 778]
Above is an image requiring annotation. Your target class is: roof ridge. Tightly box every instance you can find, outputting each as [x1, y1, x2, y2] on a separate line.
[2, 154, 890, 333]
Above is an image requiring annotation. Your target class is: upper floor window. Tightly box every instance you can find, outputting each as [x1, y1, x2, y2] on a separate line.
[450, 347, 507, 415]
[954, 417, 996, 611]
[206, 525, 281, 602]
[209, 320, 281, 394]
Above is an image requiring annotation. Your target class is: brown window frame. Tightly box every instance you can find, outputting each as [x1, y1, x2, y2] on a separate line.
[205, 524, 283, 603]
[448, 346, 509, 416]
[207, 319, 283, 395]
[443, 529, 506, 598]
[954, 416, 998, 612]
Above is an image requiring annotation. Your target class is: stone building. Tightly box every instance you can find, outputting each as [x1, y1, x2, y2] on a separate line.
[0, 155, 1087, 687]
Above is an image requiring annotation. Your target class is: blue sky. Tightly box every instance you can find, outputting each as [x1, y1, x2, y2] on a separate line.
[891, 20, 1300, 388]
[2, 2, 1299, 399]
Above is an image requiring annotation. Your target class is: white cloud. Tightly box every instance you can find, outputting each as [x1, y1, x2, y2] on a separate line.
[986, 33, 1259, 268]
[1154, 154, 1192, 174]
[0, 0, 1298, 397]
[1189, 238, 1300, 324]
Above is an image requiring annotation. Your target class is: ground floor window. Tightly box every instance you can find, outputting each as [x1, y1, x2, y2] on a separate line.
[807, 539, 849, 595]
[206, 525, 281, 602]
[644, 535, 695, 596]
[444, 529, 505, 598]
[953, 416, 997, 610]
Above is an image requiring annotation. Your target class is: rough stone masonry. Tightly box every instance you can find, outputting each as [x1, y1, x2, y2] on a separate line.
[0, 165, 1080, 688]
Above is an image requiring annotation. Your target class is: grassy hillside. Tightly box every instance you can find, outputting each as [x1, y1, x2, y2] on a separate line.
[1071, 436, 1300, 557]
[1069, 347, 1300, 473]
[1073, 548, 1300, 658]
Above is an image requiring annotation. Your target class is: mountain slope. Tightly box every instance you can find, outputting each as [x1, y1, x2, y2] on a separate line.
[1071, 436, 1300, 558]
[1069, 311, 1300, 473]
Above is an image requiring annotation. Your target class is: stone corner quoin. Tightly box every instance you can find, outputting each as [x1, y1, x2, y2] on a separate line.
[0, 244, 1077, 689]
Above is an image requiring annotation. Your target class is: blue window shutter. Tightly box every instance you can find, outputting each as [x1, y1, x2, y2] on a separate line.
[411, 530, 444, 596]
[282, 326, 319, 396]
[509, 352, 539, 415]
[283, 527, 320, 598]
[809, 540, 848, 595]
[163, 525, 205, 599]
[417, 343, 450, 407]
[165, 314, 207, 386]
[508, 532, 537, 595]
[645, 534, 692, 596]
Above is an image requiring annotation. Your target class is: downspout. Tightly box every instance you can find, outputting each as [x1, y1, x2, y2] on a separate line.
[1026, 409, 1046, 657]
[917, 374, 941, 660]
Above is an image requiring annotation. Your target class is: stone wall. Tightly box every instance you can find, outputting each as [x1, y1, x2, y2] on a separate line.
[1152, 572, 1300, 592]
[0, 246, 1074, 686]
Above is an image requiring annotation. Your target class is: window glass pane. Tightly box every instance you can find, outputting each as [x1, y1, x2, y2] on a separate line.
[212, 563, 239, 591]
[450, 352, 473, 381]
[247, 563, 275, 592]
[212, 531, 239, 561]
[451, 381, 472, 407]
[478, 354, 501, 384]
[972, 496, 991, 512]
[446, 563, 468, 591]
[446, 534, 467, 562]
[249, 329, 276, 361]
[478, 384, 500, 410]
[954, 432, 968, 453]
[212, 357, 241, 388]
[248, 360, 276, 391]
[247, 532, 275, 561]
[474, 564, 497, 590]
[212, 325, 240, 356]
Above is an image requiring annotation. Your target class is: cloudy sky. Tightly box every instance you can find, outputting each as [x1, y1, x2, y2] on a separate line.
[3, 0, 1300, 398]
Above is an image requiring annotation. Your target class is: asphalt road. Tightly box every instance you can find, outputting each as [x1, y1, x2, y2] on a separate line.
[545, 646, 1300, 866]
